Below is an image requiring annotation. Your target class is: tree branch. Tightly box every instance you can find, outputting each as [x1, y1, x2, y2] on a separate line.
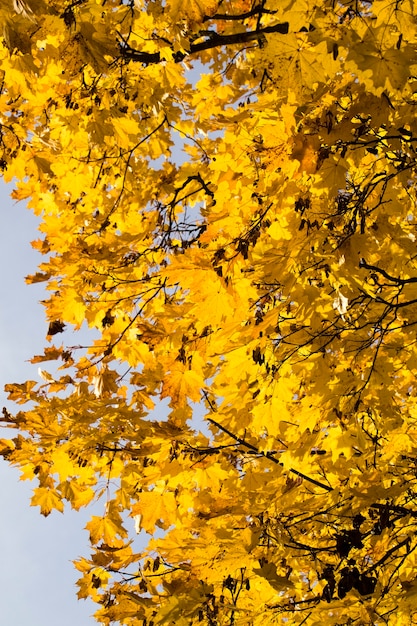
[359, 258, 417, 285]
[365, 536, 411, 573]
[119, 22, 289, 65]
[206, 414, 333, 492]
[203, 7, 278, 22]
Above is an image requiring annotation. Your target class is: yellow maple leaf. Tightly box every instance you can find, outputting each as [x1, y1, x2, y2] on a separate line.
[59, 480, 95, 510]
[85, 516, 125, 547]
[161, 363, 203, 406]
[31, 487, 64, 517]
[131, 491, 178, 534]
[59, 289, 86, 327]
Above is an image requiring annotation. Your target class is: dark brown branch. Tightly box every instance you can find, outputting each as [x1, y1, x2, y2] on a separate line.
[119, 22, 289, 65]
[359, 258, 417, 285]
[169, 174, 214, 209]
[203, 7, 278, 22]
[365, 536, 411, 573]
[370, 502, 417, 519]
[206, 414, 333, 492]
[207, 416, 260, 454]
[287, 467, 332, 491]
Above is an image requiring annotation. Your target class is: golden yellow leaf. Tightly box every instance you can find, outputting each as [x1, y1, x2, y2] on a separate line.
[31, 487, 64, 517]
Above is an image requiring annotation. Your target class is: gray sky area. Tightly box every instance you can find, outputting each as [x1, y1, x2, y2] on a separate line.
[0, 180, 98, 625]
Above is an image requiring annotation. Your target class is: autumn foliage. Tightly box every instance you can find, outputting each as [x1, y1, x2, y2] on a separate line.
[1, 0, 417, 624]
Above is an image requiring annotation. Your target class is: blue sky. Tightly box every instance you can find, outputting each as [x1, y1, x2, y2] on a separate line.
[0, 181, 98, 625]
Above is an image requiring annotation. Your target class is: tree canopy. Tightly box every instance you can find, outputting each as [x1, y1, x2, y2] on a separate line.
[1, 0, 417, 624]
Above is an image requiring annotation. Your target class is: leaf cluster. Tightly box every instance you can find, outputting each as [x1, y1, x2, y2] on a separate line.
[1, 0, 417, 624]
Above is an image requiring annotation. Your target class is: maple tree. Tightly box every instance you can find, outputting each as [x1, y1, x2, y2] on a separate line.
[1, 0, 417, 623]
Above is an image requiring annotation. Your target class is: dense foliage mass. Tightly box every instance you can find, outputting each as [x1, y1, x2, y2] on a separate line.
[1, 0, 417, 624]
